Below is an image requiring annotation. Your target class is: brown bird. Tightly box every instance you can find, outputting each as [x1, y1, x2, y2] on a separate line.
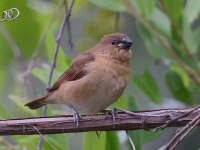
[25, 32, 133, 126]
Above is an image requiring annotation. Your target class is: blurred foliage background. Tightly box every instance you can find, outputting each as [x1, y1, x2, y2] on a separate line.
[0, 0, 200, 149]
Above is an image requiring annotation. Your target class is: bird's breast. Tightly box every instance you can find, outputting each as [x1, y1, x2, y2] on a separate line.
[90, 57, 130, 86]
[54, 56, 130, 115]
[86, 56, 130, 100]
[74, 57, 130, 114]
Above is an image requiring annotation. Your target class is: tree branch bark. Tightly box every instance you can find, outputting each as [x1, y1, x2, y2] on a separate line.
[0, 108, 199, 135]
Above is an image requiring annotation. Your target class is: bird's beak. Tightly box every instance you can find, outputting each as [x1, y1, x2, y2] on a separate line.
[119, 36, 133, 49]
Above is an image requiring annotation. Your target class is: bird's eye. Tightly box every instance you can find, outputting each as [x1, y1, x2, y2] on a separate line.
[111, 40, 116, 45]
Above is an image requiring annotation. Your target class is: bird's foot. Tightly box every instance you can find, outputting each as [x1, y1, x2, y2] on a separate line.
[68, 105, 81, 128]
[102, 108, 119, 126]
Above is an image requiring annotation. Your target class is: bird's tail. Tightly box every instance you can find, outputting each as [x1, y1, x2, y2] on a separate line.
[25, 95, 48, 109]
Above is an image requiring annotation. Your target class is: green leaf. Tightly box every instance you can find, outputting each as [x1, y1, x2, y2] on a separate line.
[128, 0, 141, 13]
[183, 16, 196, 53]
[0, 0, 45, 61]
[8, 95, 37, 117]
[170, 65, 189, 87]
[142, 130, 162, 144]
[106, 132, 119, 150]
[15, 134, 68, 150]
[0, 69, 5, 94]
[14, 135, 39, 150]
[128, 95, 139, 111]
[89, 0, 125, 12]
[128, 130, 142, 150]
[161, 0, 184, 20]
[165, 71, 194, 105]
[194, 28, 200, 61]
[132, 70, 162, 104]
[82, 10, 118, 51]
[43, 135, 68, 150]
[83, 132, 106, 150]
[127, 96, 162, 149]
[188, 79, 200, 94]
[0, 29, 13, 69]
[134, 0, 157, 18]
[32, 67, 62, 84]
[0, 104, 11, 119]
[185, 0, 200, 23]
[128, 129, 162, 150]
[127, 95, 162, 149]
[151, 8, 170, 34]
[45, 32, 71, 72]
[137, 22, 172, 61]
[113, 95, 128, 109]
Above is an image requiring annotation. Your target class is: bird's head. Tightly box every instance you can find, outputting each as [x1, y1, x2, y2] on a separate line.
[100, 32, 133, 50]
[96, 32, 133, 61]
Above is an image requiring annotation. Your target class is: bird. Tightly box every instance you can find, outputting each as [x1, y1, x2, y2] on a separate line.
[25, 32, 133, 127]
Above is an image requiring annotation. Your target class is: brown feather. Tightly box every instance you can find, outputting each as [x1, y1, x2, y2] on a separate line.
[25, 95, 48, 109]
[48, 53, 95, 92]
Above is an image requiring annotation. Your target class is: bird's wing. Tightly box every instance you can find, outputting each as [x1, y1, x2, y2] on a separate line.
[48, 53, 95, 92]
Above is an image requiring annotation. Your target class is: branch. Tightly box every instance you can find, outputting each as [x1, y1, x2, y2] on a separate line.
[159, 108, 200, 150]
[0, 108, 199, 136]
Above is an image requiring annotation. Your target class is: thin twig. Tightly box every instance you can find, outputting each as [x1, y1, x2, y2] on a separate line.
[66, 18, 74, 51]
[186, 70, 200, 85]
[154, 105, 200, 131]
[160, 111, 200, 150]
[37, 0, 75, 149]
[65, 0, 74, 51]
[32, 126, 57, 150]
[170, 114, 200, 150]
[126, 130, 136, 150]
[0, 137, 15, 149]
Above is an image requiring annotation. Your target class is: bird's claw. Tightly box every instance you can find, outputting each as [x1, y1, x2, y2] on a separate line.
[69, 105, 81, 128]
[102, 108, 119, 126]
